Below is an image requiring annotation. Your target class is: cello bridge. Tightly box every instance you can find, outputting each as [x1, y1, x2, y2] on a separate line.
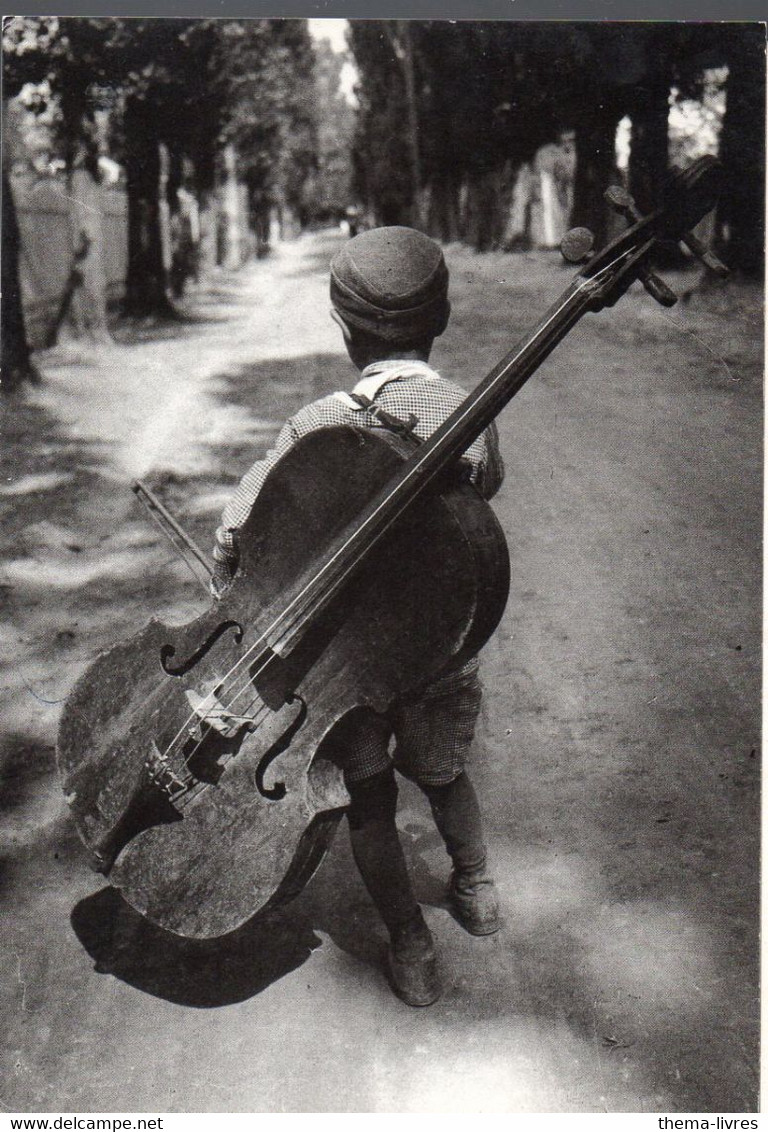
[185, 688, 258, 738]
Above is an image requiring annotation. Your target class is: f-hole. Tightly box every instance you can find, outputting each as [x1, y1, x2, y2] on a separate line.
[254, 694, 308, 801]
[160, 620, 244, 677]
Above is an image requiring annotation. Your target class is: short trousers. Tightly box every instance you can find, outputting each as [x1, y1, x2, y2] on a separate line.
[330, 655, 483, 787]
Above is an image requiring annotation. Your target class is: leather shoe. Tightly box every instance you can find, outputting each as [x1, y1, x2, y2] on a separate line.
[448, 865, 501, 936]
[385, 914, 442, 1006]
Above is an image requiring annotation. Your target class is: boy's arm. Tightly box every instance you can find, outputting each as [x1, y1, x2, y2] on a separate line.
[475, 421, 505, 501]
[436, 376, 504, 501]
[211, 394, 504, 596]
[211, 417, 301, 598]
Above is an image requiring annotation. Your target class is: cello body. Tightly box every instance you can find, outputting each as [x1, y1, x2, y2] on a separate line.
[57, 424, 510, 938]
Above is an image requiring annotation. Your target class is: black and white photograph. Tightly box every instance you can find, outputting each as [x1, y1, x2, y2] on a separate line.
[0, 10, 763, 1117]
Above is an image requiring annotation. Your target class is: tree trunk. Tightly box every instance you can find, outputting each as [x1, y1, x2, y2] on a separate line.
[570, 102, 622, 249]
[1, 171, 39, 392]
[123, 98, 176, 318]
[426, 173, 460, 242]
[386, 21, 423, 230]
[461, 167, 509, 252]
[192, 152, 217, 278]
[196, 193, 217, 276]
[627, 68, 671, 216]
[399, 23, 423, 230]
[425, 90, 462, 243]
[246, 183, 271, 259]
[717, 29, 766, 276]
[220, 143, 245, 269]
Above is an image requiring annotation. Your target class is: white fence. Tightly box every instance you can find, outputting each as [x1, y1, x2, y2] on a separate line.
[11, 171, 128, 347]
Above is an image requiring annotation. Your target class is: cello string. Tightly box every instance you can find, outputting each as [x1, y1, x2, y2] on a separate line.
[162, 255, 633, 772]
[160, 258, 629, 771]
[160, 251, 639, 769]
[169, 250, 646, 788]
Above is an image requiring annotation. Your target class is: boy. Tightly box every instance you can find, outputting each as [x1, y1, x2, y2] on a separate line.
[212, 226, 505, 1006]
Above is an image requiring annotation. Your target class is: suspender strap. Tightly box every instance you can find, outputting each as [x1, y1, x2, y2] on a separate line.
[349, 392, 420, 439]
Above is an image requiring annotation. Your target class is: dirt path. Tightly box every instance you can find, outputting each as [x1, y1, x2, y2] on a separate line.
[0, 231, 760, 1113]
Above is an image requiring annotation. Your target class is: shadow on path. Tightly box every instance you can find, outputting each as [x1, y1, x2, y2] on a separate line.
[71, 887, 323, 1008]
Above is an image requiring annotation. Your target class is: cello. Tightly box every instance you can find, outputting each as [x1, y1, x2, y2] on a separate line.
[57, 157, 727, 939]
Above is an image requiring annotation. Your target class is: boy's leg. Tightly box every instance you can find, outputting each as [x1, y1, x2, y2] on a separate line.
[346, 768, 421, 932]
[420, 770, 486, 873]
[336, 711, 441, 1006]
[392, 659, 501, 936]
[420, 772, 500, 936]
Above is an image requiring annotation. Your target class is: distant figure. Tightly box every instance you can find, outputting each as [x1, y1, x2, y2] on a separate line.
[505, 132, 576, 250]
[169, 187, 200, 299]
[344, 204, 362, 237]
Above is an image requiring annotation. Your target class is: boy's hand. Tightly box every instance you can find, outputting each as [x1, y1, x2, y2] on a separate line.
[211, 530, 239, 600]
[210, 559, 234, 601]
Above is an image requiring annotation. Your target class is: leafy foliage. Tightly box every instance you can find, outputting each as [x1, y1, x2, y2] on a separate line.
[302, 39, 355, 220]
[348, 19, 764, 263]
[2, 16, 318, 205]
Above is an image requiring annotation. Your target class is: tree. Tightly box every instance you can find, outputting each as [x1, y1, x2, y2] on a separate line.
[308, 39, 356, 222]
[624, 26, 674, 215]
[349, 20, 765, 267]
[384, 21, 423, 228]
[348, 21, 415, 226]
[715, 24, 765, 275]
[432, 22, 571, 249]
[205, 19, 317, 249]
[351, 21, 605, 247]
[1, 18, 55, 385]
[3, 18, 320, 325]
[623, 20, 765, 275]
[1, 168, 40, 391]
[102, 18, 213, 316]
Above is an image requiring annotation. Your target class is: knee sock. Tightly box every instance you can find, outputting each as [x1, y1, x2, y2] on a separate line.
[420, 771, 488, 874]
[346, 768, 423, 935]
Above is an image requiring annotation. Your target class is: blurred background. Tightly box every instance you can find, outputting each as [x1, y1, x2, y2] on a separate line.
[2, 18, 764, 391]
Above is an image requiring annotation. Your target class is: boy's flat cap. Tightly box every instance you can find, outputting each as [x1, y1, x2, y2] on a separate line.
[330, 226, 449, 342]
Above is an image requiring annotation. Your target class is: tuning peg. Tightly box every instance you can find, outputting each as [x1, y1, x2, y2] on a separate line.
[605, 184, 641, 222]
[561, 226, 595, 264]
[606, 182, 728, 279]
[679, 231, 729, 278]
[640, 269, 677, 307]
[604, 186, 677, 304]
